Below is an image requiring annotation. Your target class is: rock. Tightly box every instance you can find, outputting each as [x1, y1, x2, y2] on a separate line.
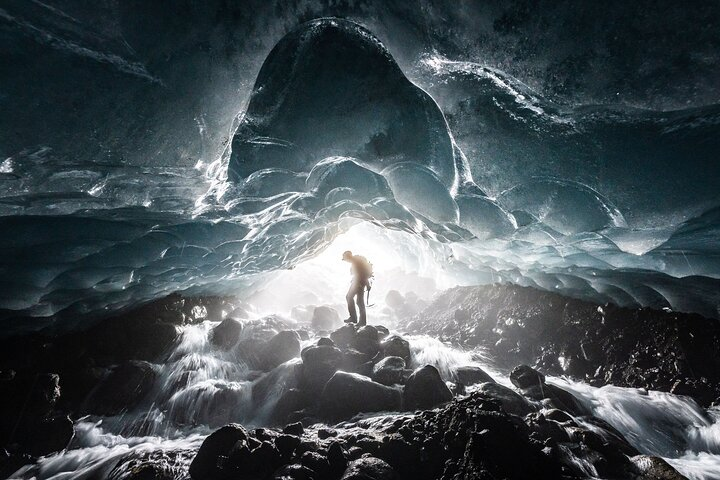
[317, 337, 334, 347]
[453, 365, 495, 386]
[402, 365, 452, 411]
[83, 360, 156, 415]
[341, 457, 396, 480]
[108, 450, 196, 480]
[300, 451, 331, 478]
[189, 423, 249, 480]
[330, 324, 357, 348]
[283, 422, 304, 437]
[353, 326, 380, 355]
[509, 364, 545, 389]
[319, 372, 402, 421]
[260, 331, 302, 370]
[510, 365, 588, 415]
[227, 18, 457, 188]
[632, 455, 686, 479]
[374, 325, 390, 339]
[275, 434, 301, 458]
[327, 441, 348, 475]
[271, 389, 310, 425]
[372, 357, 406, 386]
[272, 463, 316, 480]
[19, 415, 74, 457]
[210, 318, 243, 350]
[311, 306, 341, 331]
[477, 382, 534, 417]
[299, 345, 344, 391]
[380, 336, 411, 364]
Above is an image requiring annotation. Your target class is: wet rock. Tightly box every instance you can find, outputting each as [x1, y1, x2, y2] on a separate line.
[330, 324, 357, 348]
[353, 326, 381, 355]
[341, 457, 396, 480]
[275, 434, 302, 458]
[380, 336, 411, 364]
[83, 360, 156, 415]
[327, 441, 348, 475]
[319, 372, 402, 421]
[317, 337, 335, 347]
[210, 318, 243, 350]
[509, 364, 545, 389]
[272, 389, 310, 425]
[189, 423, 249, 480]
[260, 331, 302, 370]
[299, 345, 344, 392]
[311, 306, 341, 331]
[273, 463, 316, 480]
[477, 382, 534, 417]
[632, 455, 686, 479]
[108, 449, 195, 480]
[372, 356, 406, 386]
[402, 365, 452, 411]
[510, 365, 588, 415]
[453, 365, 495, 386]
[0, 450, 33, 480]
[19, 415, 74, 457]
[283, 422, 304, 437]
[301, 451, 331, 478]
[375, 326, 390, 339]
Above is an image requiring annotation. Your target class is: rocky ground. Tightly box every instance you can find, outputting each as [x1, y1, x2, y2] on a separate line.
[2, 284, 715, 479]
[402, 284, 720, 406]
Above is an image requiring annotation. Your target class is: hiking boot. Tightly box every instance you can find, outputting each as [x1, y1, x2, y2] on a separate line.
[343, 318, 356, 324]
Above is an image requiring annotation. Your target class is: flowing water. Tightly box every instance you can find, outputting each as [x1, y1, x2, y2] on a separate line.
[9, 320, 720, 480]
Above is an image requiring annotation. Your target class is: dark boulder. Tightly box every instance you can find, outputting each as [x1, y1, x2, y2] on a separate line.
[402, 365, 452, 411]
[327, 441, 348, 475]
[283, 422, 304, 437]
[317, 337, 334, 347]
[260, 331, 302, 370]
[509, 364, 545, 390]
[341, 457, 396, 480]
[453, 365, 495, 386]
[510, 365, 588, 415]
[210, 318, 243, 350]
[477, 382, 534, 417]
[330, 324, 357, 348]
[189, 423, 249, 480]
[299, 345, 344, 392]
[301, 451, 331, 478]
[353, 326, 381, 355]
[83, 360, 156, 415]
[227, 18, 457, 188]
[380, 336, 411, 364]
[319, 372, 401, 421]
[272, 463, 316, 480]
[372, 357, 406, 386]
[19, 415, 74, 457]
[631, 455, 686, 479]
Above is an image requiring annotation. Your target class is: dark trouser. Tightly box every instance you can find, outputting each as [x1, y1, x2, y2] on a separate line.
[346, 279, 366, 326]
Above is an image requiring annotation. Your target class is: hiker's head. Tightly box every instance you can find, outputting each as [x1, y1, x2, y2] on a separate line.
[342, 250, 353, 262]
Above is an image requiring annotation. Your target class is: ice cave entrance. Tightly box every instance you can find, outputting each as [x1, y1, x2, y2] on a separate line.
[246, 221, 457, 317]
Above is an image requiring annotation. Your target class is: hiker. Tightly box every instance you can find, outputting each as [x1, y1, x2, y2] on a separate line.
[342, 250, 373, 326]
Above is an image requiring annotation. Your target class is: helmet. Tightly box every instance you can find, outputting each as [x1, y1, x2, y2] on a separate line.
[342, 250, 353, 260]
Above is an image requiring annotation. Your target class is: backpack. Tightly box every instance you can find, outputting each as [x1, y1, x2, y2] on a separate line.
[354, 255, 374, 280]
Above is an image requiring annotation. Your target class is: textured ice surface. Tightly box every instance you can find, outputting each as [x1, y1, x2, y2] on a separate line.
[1, 18, 719, 327]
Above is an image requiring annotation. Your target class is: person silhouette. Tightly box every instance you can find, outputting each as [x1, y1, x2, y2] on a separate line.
[342, 250, 372, 326]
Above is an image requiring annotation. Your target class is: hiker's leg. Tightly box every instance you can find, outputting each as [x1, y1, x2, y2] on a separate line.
[346, 283, 357, 322]
[356, 286, 366, 326]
